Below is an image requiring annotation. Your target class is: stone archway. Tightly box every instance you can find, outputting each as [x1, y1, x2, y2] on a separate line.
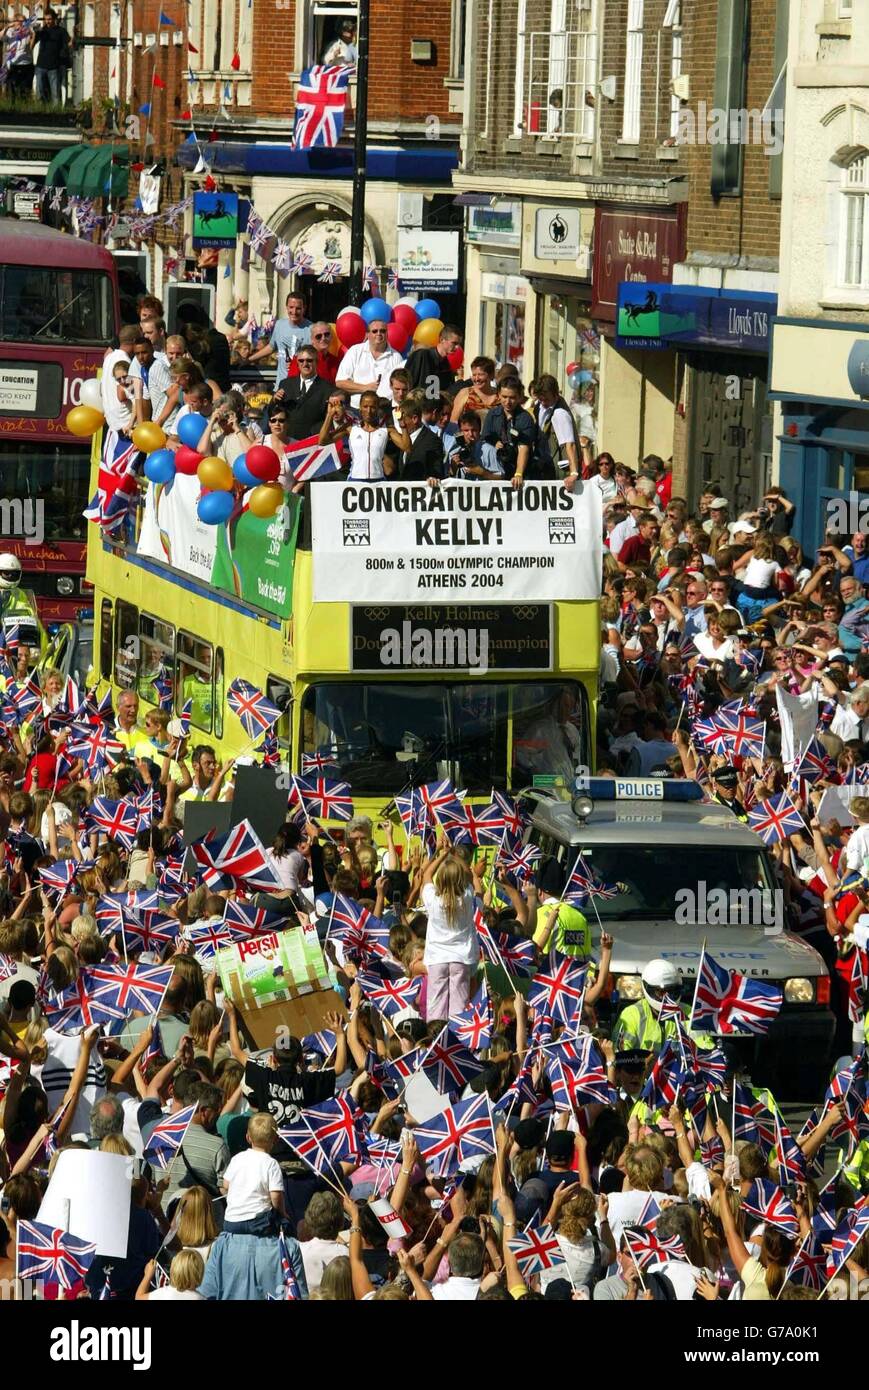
[256, 189, 384, 322]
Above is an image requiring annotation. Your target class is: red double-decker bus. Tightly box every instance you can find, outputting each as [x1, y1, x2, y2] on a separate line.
[0, 223, 120, 626]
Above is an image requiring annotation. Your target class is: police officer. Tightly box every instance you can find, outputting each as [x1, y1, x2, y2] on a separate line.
[532, 857, 591, 960]
[710, 764, 749, 822]
[613, 959, 716, 1052]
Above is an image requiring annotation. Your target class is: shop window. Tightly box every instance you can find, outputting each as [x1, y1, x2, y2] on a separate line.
[136, 614, 175, 707]
[449, 0, 467, 81]
[841, 154, 869, 288]
[114, 600, 138, 690]
[177, 632, 214, 734]
[99, 599, 113, 686]
[663, 0, 682, 140]
[710, 0, 748, 197]
[621, 0, 644, 143]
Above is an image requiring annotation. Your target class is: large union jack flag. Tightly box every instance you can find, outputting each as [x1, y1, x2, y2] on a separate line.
[490, 789, 529, 839]
[420, 1026, 485, 1095]
[223, 899, 288, 935]
[292, 64, 351, 149]
[784, 1234, 827, 1290]
[284, 434, 347, 484]
[748, 792, 805, 846]
[732, 1082, 776, 1152]
[45, 970, 126, 1032]
[278, 1095, 365, 1173]
[825, 1197, 869, 1282]
[439, 801, 506, 847]
[190, 819, 279, 890]
[549, 1035, 615, 1109]
[413, 1092, 495, 1177]
[86, 961, 173, 1014]
[527, 953, 587, 1028]
[291, 774, 353, 822]
[623, 1221, 688, 1271]
[476, 912, 536, 978]
[690, 949, 782, 1036]
[356, 970, 422, 1021]
[742, 1179, 800, 1237]
[227, 679, 281, 739]
[450, 979, 493, 1052]
[420, 779, 465, 829]
[66, 721, 125, 774]
[702, 711, 767, 758]
[16, 1220, 96, 1289]
[85, 796, 140, 850]
[507, 1218, 566, 1277]
[143, 1103, 199, 1169]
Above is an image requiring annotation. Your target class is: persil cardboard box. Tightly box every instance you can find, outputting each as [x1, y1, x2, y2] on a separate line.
[217, 927, 344, 1050]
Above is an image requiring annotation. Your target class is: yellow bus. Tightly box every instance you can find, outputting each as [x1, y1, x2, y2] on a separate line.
[86, 473, 602, 822]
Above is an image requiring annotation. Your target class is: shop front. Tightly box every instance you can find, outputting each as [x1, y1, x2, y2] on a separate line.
[520, 200, 597, 424]
[592, 204, 686, 466]
[462, 199, 529, 374]
[770, 317, 869, 558]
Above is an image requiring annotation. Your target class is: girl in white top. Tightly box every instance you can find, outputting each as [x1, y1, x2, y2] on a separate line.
[136, 1250, 205, 1301]
[419, 848, 478, 1020]
[319, 388, 409, 481]
[733, 532, 781, 596]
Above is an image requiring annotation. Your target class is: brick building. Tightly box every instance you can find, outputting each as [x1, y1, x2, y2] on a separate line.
[117, 0, 466, 329]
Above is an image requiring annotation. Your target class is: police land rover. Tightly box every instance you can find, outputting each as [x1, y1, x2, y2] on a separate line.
[526, 777, 835, 1096]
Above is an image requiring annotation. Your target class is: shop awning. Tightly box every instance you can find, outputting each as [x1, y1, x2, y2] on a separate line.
[45, 141, 129, 196]
[44, 143, 85, 188]
[175, 140, 458, 183]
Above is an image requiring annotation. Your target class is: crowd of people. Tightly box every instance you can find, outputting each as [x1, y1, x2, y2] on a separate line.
[1, 9, 70, 105]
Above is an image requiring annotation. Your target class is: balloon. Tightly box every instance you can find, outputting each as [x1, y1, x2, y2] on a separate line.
[327, 322, 341, 357]
[175, 445, 204, 475]
[413, 317, 443, 348]
[567, 369, 583, 391]
[66, 404, 104, 438]
[233, 454, 260, 488]
[79, 378, 103, 411]
[248, 484, 284, 519]
[447, 346, 464, 371]
[392, 302, 419, 336]
[415, 298, 441, 321]
[386, 322, 410, 354]
[132, 421, 167, 453]
[394, 295, 419, 310]
[176, 412, 209, 449]
[360, 297, 391, 325]
[144, 448, 176, 484]
[197, 490, 235, 525]
[245, 444, 280, 483]
[197, 455, 234, 491]
[578, 370, 594, 384]
[566, 361, 579, 377]
[336, 306, 366, 348]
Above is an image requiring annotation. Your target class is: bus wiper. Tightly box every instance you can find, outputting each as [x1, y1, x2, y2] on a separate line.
[34, 288, 90, 339]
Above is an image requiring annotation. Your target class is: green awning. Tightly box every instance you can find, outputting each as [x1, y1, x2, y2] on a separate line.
[64, 145, 102, 196]
[78, 143, 129, 198]
[45, 143, 85, 188]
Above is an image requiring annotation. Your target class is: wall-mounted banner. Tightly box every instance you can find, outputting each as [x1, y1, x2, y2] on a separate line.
[310, 481, 603, 604]
[351, 602, 553, 672]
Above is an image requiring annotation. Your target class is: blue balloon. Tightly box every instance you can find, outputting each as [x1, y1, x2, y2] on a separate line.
[197, 490, 235, 525]
[232, 454, 259, 488]
[360, 297, 391, 325]
[144, 448, 176, 484]
[177, 412, 209, 449]
[578, 370, 594, 384]
[415, 298, 441, 321]
[567, 370, 583, 391]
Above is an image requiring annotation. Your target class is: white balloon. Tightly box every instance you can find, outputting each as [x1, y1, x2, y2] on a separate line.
[336, 304, 363, 318]
[394, 294, 419, 308]
[79, 378, 104, 410]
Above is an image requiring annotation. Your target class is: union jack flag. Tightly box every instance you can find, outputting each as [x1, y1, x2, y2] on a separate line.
[178, 698, 192, 740]
[87, 962, 173, 1014]
[562, 855, 618, 906]
[690, 950, 783, 1035]
[412, 1092, 495, 1177]
[184, 920, 245, 959]
[39, 860, 76, 899]
[641, 1039, 686, 1112]
[291, 774, 353, 822]
[828, 1197, 869, 1280]
[153, 663, 174, 711]
[748, 792, 805, 846]
[227, 679, 280, 739]
[318, 260, 342, 283]
[84, 429, 140, 534]
[784, 1234, 827, 1290]
[45, 970, 125, 1032]
[394, 787, 425, 838]
[703, 712, 767, 758]
[476, 915, 536, 977]
[775, 1114, 808, 1186]
[290, 251, 314, 276]
[387, 268, 399, 290]
[494, 1055, 538, 1115]
[362, 265, 379, 292]
[357, 970, 422, 1020]
[277, 1230, 302, 1300]
[223, 899, 288, 935]
[66, 722, 125, 774]
[272, 241, 294, 275]
[420, 1026, 486, 1094]
[301, 1029, 337, 1062]
[795, 737, 837, 785]
[300, 748, 339, 774]
[699, 1134, 726, 1166]
[527, 953, 587, 1028]
[507, 1218, 566, 1277]
[143, 1103, 199, 1169]
[842, 945, 868, 1024]
[549, 1036, 614, 1109]
[732, 1083, 776, 1152]
[16, 1220, 96, 1289]
[292, 64, 351, 149]
[450, 979, 493, 1051]
[257, 729, 281, 769]
[623, 1222, 688, 1271]
[4, 677, 42, 723]
[490, 790, 528, 838]
[847, 761, 869, 786]
[439, 801, 506, 847]
[741, 1179, 799, 1237]
[190, 819, 279, 890]
[421, 779, 465, 828]
[86, 797, 140, 849]
[278, 1095, 365, 1172]
[286, 435, 347, 483]
[496, 840, 542, 880]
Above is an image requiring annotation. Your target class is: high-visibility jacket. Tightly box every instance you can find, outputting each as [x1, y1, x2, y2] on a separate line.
[613, 997, 717, 1053]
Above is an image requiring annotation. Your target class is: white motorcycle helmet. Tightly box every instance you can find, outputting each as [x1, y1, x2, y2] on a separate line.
[641, 958, 682, 1014]
[0, 553, 21, 591]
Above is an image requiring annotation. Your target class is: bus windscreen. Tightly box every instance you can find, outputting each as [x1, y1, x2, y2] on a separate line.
[0, 265, 114, 345]
[0, 441, 90, 541]
[301, 679, 587, 794]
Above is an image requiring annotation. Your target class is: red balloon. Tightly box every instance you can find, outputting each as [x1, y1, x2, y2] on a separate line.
[336, 310, 366, 348]
[386, 322, 410, 354]
[175, 445, 203, 475]
[392, 303, 419, 336]
[245, 444, 281, 482]
[447, 346, 464, 371]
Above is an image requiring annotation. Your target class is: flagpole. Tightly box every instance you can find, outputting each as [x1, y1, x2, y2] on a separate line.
[688, 939, 706, 1033]
[347, 0, 370, 306]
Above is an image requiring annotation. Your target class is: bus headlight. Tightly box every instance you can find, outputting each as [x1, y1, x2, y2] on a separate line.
[615, 975, 643, 1000]
[57, 577, 74, 596]
[784, 977, 813, 1004]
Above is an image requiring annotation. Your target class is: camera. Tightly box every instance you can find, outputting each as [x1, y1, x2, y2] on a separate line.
[500, 442, 518, 472]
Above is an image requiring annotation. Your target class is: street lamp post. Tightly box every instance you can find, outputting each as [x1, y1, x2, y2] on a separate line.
[348, 0, 369, 307]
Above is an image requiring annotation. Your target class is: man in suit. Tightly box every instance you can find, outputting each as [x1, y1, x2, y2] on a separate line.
[274, 346, 332, 440]
[399, 396, 446, 483]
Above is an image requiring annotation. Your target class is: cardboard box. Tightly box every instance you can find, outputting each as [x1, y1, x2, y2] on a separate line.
[217, 926, 345, 1050]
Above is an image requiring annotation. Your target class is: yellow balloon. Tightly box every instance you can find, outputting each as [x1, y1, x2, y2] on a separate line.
[197, 455, 234, 491]
[248, 483, 284, 519]
[412, 316, 444, 348]
[132, 421, 167, 453]
[66, 404, 104, 438]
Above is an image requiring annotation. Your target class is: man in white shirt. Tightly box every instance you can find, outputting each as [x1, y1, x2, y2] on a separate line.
[429, 1234, 484, 1300]
[608, 502, 644, 558]
[336, 320, 405, 407]
[831, 685, 869, 747]
[129, 333, 171, 421]
[533, 374, 579, 480]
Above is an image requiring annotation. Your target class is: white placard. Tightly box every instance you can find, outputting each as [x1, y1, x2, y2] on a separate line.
[37, 1150, 132, 1258]
[818, 783, 860, 826]
[311, 480, 603, 603]
[0, 367, 38, 412]
[396, 229, 460, 291]
[403, 1071, 451, 1124]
